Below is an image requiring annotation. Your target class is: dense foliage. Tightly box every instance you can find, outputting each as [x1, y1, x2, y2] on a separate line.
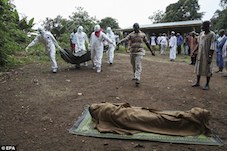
[0, 0, 33, 69]
[0, 4, 121, 69]
[42, 7, 98, 38]
[211, 0, 227, 30]
[149, 0, 203, 23]
[99, 17, 120, 31]
[41, 7, 120, 38]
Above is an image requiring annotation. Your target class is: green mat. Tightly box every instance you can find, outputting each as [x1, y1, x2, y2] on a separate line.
[69, 107, 223, 146]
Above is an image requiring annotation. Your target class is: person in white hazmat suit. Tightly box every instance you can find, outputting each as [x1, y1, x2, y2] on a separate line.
[169, 31, 177, 61]
[106, 27, 116, 65]
[26, 28, 62, 73]
[90, 25, 115, 73]
[74, 26, 89, 67]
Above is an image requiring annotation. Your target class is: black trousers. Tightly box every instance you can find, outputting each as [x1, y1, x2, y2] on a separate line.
[177, 45, 181, 54]
[191, 54, 197, 65]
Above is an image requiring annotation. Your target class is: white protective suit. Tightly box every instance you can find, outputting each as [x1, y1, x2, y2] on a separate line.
[90, 25, 114, 72]
[159, 34, 168, 54]
[26, 28, 61, 72]
[74, 26, 89, 57]
[169, 32, 177, 60]
[106, 27, 116, 64]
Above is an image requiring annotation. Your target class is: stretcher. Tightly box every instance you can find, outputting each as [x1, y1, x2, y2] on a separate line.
[60, 49, 91, 65]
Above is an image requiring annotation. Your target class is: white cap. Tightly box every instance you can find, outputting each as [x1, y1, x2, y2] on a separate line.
[171, 31, 175, 34]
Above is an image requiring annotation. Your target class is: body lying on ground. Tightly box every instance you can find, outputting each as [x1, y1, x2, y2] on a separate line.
[89, 102, 211, 136]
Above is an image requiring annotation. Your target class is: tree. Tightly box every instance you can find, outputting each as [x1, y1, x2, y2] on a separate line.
[220, 0, 227, 9]
[18, 17, 34, 32]
[150, 0, 203, 23]
[68, 7, 97, 35]
[99, 17, 120, 30]
[0, 0, 30, 68]
[41, 7, 98, 37]
[211, 0, 227, 30]
[148, 10, 165, 23]
[42, 15, 66, 38]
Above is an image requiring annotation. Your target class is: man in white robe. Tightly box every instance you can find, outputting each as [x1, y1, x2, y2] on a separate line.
[169, 31, 177, 61]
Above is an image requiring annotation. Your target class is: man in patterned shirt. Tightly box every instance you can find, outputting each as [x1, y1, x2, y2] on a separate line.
[117, 23, 155, 86]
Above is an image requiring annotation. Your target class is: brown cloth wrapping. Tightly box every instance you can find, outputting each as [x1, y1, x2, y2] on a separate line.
[89, 102, 211, 136]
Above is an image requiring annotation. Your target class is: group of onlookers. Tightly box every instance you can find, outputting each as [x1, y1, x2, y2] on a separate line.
[149, 27, 227, 77]
[149, 31, 200, 63]
[148, 21, 227, 90]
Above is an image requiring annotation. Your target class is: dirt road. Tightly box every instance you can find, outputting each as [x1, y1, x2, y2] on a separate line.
[0, 53, 226, 151]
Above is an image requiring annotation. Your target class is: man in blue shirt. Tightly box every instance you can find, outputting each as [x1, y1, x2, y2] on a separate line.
[177, 33, 184, 55]
[216, 29, 227, 73]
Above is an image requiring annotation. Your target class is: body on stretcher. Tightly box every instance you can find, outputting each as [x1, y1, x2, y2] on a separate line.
[60, 48, 91, 65]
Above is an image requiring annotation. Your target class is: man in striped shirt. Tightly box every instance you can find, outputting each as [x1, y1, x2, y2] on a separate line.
[117, 23, 155, 86]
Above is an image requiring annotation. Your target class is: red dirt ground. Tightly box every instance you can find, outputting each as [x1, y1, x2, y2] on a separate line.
[0, 53, 226, 151]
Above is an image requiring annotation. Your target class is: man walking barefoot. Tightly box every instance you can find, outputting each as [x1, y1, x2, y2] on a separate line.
[192, 21, 216, 90]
